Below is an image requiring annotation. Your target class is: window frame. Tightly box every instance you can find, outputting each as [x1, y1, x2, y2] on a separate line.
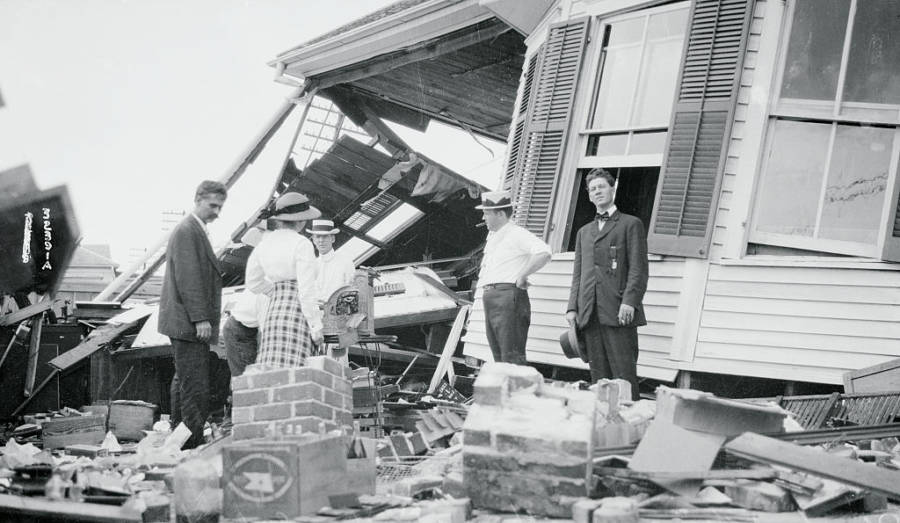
[749, 0, 900, 258]
[577, 1, 690, 170]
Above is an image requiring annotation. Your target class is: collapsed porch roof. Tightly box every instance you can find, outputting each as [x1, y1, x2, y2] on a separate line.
[273, 1, 526, 141]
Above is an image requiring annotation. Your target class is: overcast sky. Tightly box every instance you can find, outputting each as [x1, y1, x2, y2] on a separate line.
[0, 0, 505, 267]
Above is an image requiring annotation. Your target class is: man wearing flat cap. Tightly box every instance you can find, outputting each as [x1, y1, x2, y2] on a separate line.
[308, 219, 355, 306]
[567, 169, 648, 400]
[476, 190, 552, 364]
[158, 180, 227, 449]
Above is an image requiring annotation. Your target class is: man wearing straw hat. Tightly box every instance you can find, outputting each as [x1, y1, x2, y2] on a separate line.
[307, 219, 355, 306]
[476, 190, 551, 364]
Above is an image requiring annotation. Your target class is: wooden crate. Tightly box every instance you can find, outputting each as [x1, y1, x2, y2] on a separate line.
[42, 415, 106, 449]
[844, 358, 900, 393]
[108, 401, 156, 441]
[222, 434, 347, 520]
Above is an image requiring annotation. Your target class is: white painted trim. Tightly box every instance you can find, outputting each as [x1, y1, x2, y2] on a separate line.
[578, 153, 663, 168]
[716, 256, 900, 271]
[275, 1, 494, 78]
[668, 258, 709, 362]
[722, 0, 786, 260]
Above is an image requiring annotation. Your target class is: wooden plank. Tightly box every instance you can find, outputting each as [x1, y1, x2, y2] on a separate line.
[725, 432, 900, 499]
[844, 357, 900, 393]
[49, 320, 139, 371]
[0, 493, 141, 522]
[0, 299, 52, 327]
[23, 313, 44, 396]
[427, 305, 470, 394]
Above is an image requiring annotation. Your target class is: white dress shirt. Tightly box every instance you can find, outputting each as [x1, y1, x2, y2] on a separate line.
[478, 221, 552, 288]
[228, 289, 266, 329]
[244, 229, 322, 333]
[314, 249, 355, 303]
[597, 205, 618, 232]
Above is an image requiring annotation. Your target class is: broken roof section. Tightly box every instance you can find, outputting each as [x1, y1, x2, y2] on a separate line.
[272, 0, 527, 142]
[278, 134, 486, 268]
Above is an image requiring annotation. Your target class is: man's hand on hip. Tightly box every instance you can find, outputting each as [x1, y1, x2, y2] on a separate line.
[565, 311, 577, 326]
[515, 275, 529, 290]
[194, 320, 212, 342]
[617, 304, 635, 326]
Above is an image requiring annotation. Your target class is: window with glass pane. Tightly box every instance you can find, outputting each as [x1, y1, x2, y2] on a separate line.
[754, 0, 900, 257]
[590, 8, 688, 132]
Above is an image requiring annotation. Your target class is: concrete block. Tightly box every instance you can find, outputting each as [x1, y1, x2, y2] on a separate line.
[253, 402, 292, 421]
[463, 449, 586, 479]
[292, 367, 333, 388]
[332, 377, 352, 396]
[726, 480, 797, 512]
[463, 428, 491, 448]
[249, 368, 293, 388]
[465, 467, 582, 518]
[232, 422, 272, 441]
[323, 388, 344, 409]
[274, 382, 323, 403]
[231, 374, 252, 392]
[231, 406, 252, 424]
[495, 432, 559, 455]
[479, 362, 543, 393]
[293, 400, 334, 420]
[417, 498, 470, 523]
[473, 373, 507, 406]
[233, 389, 270, 407]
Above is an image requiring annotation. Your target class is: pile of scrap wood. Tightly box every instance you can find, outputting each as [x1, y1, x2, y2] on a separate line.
[571, 387, 900, 521]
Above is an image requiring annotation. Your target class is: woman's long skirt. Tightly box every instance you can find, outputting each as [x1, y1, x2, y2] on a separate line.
[257, 280, 315, 368]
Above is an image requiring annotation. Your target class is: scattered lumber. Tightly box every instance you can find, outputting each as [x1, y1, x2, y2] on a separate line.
[725, 432, 900, 499]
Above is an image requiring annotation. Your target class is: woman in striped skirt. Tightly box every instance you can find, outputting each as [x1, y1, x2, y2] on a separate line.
[245, 192, 324, 368]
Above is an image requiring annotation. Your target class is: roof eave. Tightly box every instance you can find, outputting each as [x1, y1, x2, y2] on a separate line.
[269, 0, 493, 80]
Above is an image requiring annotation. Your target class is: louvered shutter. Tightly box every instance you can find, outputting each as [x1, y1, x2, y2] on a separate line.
[647, 0, 755, 257]
[502, 52, 539, 191]
[882, 188, 900, 262]
[510, 18, 589, 239]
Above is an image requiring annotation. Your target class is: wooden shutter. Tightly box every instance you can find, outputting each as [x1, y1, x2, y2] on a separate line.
[510, 18, 589, 239]
[502, 52, 539, 191]
[648, 0, 755, 257]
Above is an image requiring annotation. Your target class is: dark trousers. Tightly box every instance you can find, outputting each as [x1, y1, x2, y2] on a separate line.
[582, 315, 640, 400]
[483, 284, 530, 365]
[223, 316, 259, 377]
[170, 338, 210, 449]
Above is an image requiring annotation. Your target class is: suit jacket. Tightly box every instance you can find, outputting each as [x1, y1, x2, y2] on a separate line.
[158, 216, 222, 344]
[567, 211, 649, 329]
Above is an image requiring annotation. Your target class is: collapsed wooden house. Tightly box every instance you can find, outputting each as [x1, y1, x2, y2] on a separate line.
[272, 0, 900, 389]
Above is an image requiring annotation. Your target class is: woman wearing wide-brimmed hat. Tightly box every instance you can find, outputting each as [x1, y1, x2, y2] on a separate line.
[245, 192, 323, 368]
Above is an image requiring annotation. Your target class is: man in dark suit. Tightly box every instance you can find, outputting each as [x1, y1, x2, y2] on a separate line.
[158, 180, 227, 448]
[566, 169, 648, 400]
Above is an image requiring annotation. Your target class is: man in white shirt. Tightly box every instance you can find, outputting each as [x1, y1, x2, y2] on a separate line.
[476, 190, 552, 364]
[308, 219, 355, 305]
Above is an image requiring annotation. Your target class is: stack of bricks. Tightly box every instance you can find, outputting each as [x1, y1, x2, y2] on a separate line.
[230, 355, 353, 441]
[462, 362, 596, 518]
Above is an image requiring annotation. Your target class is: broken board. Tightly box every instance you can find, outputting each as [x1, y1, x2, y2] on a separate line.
[725, 432, 900, 499]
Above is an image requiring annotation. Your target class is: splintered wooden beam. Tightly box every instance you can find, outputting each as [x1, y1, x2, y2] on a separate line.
[0, 299, 52, 327]
[0, 493, 142, 522]
[725, 432, 900, 499]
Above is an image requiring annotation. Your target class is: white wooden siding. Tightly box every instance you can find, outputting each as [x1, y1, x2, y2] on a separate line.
[463, 253, 685, 380]
[709, 0, 767, 259]
[692, 263, 900, 384]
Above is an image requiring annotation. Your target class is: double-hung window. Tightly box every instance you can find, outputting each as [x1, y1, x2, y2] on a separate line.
[751, 0, 900, 258]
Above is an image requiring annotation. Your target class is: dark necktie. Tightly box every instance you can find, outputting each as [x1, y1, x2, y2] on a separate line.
[597, 211, 610, 222]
